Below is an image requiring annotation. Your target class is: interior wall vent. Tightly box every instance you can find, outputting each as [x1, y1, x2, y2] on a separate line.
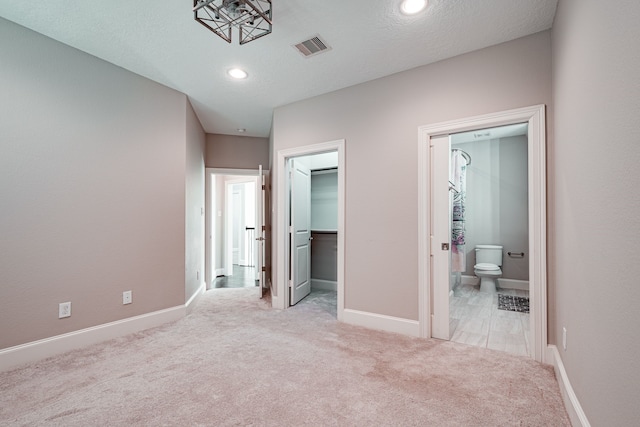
[293, 35, 332, 58]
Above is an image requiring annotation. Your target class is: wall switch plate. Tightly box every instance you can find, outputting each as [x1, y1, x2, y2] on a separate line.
[123, 291, 132, 305]
[59, 302, 71, 318]
[562, 327, 567, 350]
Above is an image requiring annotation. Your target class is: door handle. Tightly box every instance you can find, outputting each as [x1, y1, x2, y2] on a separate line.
[441, 243, 449, 250]
[255, 237, 265, 241]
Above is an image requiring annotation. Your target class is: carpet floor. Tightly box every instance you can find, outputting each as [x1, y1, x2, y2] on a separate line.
[0, 288, 570, 426]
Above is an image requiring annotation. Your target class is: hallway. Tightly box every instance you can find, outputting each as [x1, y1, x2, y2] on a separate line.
[212, 265, 257, 289]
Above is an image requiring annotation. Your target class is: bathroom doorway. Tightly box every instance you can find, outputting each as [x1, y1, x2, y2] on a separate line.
[447, 123, 530, 356]
[418, 105, 548, 363]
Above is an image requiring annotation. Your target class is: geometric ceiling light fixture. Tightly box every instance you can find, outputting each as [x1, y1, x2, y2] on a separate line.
[193, 0, 272, 45]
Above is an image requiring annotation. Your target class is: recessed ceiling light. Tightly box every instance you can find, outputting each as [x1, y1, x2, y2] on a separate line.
[228, 68, 248, 79]
[401, 0, 427, 15]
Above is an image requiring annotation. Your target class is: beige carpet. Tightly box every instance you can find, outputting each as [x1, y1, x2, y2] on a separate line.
[0, 288, 570, 426]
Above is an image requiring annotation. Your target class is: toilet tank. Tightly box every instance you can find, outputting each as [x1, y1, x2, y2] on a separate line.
[475, 245, 503, 266]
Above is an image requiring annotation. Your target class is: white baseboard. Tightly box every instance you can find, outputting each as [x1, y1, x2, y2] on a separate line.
[311, 278, 337, 291]
[0, 305, 185, 373]
[548, 345, 591, 427]
[342, 309, 420, 337]
[498, 278, 529, 291]
[186, 283, 205, 314]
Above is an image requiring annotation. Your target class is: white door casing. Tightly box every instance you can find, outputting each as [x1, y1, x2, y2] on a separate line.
[430, 135, 451, 340]
[274, 139, 345, 321]
[418, 105, 548, 363]
[289, 159, 312, 306]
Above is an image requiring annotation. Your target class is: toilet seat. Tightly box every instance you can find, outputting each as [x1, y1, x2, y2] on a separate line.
[474, 263, 500, 271]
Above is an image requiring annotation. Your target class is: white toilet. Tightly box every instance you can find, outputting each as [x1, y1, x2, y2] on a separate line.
[474, 245, 503, 293]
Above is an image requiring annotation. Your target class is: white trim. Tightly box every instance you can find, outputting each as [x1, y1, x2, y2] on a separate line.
[548, 345, 591, 427]
[215, 268, 225, 277]
[0, 305, 185, 372]
[275, 140, 345, 323]
[311, 279, 337, 291]
[342, 309, 420, 337]
[418, 105, 548, 363]
[185, 283, 206, 314]
[497, 278, 530, 291]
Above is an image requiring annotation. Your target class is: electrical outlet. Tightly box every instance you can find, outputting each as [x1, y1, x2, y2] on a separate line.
[59, 302, 71, 318]
[562, 327, 567, 351]
[123, 291, 132, 305]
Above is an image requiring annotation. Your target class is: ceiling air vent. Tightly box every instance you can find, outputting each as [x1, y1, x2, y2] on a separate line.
[293, 35, 332, 58]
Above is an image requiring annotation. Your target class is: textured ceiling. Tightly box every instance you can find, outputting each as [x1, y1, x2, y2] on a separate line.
[0, 0, 558, 137]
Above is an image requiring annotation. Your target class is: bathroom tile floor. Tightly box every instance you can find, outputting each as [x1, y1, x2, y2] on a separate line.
[449, 283, 530, 357]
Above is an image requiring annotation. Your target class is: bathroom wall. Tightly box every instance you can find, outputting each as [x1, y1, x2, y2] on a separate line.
[453, 135, 529, 280]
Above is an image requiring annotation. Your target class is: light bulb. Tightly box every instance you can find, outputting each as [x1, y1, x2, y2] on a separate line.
[228, 68, 248, 79]
[401, 0, 427, 15]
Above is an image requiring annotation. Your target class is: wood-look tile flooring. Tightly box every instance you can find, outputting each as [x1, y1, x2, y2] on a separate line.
[449, 283, 530, 357]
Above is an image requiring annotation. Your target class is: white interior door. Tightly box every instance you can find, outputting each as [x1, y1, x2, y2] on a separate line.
[290, 159, 311, 306]
[257, 165, 265, 297]
[431, 135, 451, 339]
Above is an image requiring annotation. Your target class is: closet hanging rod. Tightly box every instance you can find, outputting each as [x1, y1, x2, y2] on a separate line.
[452, 148, 472, 165]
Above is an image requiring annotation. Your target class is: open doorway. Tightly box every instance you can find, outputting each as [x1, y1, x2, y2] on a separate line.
[418, 105, 548, 363]
[274, 140, 345, 320]
[288, 152, 339, 315]
[447, 123, 530, 356]
[206, 169, 266, 295]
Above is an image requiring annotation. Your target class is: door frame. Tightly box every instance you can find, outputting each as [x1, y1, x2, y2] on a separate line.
[273, 139, 345, 320]
[417, 105, 548, 363]
[205, 168, 265, 290]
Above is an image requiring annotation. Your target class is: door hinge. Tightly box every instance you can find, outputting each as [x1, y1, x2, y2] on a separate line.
[289, 280, 293, 288]
[262, 266, 266, 272]
[262, 184, 266, 190]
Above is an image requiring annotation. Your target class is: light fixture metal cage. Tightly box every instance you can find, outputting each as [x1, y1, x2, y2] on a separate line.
[193, 0, 272, 45]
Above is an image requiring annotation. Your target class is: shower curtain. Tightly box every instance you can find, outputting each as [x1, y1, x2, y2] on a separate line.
[451, 151, 467, 272]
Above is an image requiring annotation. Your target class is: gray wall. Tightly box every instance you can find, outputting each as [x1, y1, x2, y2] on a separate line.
[454, 136, 528, 280]
[185, 102, 206, 300]
[0, 18, 204, 349]
[311, 172, 338, 231]
[272, 31, 552, 320]
[551, 0, 640, 424]
[206, 134, 269, 169]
